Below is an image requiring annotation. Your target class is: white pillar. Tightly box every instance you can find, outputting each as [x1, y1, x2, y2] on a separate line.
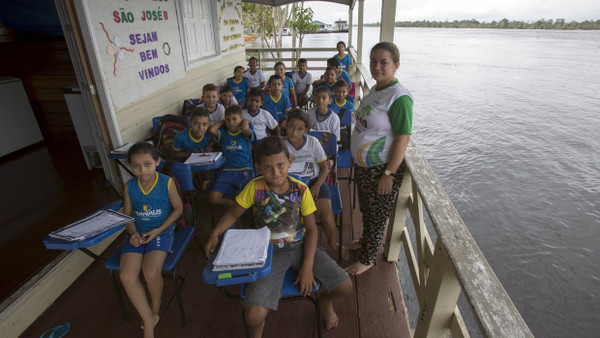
[357, 0, 364, 65]
[379, 0, 397, 42]
[348, 5, 353, 47]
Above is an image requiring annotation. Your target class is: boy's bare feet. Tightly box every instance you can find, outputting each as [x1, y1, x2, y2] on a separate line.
[143, 313, 160, 338]
[344, 239, 361, 251]
[345, 261, 373, 275]
[322, 301, 339, 330]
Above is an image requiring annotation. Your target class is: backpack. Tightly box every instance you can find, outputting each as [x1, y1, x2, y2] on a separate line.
[337, 108, 351, 151]
[161, 160, 194, 230]
[152, 114, 188, 159]
[181, 98, 201, 117]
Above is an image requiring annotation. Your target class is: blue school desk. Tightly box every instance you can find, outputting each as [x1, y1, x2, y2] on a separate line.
[203, 243, 273, 287]
[43, 200, 124, 263]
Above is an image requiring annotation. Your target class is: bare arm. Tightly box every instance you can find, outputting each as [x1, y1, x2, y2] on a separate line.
[310, 160, 329, 200]
[208, 120, 225, 137]
[296, 212, 318, 296]
[377, 134, 410, 195]
[204, 203, 247, 257]
[122, 185, 143, 247]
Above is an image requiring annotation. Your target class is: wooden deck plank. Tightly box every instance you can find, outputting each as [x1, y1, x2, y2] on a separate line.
[21, 170, 411, 338]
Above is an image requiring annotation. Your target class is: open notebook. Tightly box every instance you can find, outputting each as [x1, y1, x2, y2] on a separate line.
[49, 209, 134, 241]
[212, 227, 271, 271]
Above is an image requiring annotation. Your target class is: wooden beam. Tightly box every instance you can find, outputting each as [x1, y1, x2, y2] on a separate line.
[380, 0, 397, 42]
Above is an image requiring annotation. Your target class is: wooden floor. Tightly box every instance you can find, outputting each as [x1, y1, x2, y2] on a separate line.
[21, 169, 411, 338]
[0, 137, 120, 302]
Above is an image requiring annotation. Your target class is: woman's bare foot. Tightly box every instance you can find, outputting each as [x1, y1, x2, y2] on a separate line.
[143, 313, 159, 338]
[322, 301, 339, 330]
[345, 261, 373, 275]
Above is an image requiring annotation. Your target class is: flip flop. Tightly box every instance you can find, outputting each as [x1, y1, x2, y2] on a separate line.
[40, 321, 71, 338]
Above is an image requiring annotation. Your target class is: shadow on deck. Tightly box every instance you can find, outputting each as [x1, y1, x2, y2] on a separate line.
[23, 169, 411, 337]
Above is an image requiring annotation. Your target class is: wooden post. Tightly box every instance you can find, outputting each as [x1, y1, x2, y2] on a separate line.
[379, 0, 397, 42]
[357, 0, 364, 65]
[384, 170, 412, 262]
[414, 239, 461, 338]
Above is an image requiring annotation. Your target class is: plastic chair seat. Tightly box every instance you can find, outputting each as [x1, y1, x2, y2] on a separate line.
[105, 226, 196, 325]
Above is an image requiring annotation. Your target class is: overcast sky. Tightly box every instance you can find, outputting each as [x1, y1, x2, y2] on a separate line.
[305, 0, 600, 24]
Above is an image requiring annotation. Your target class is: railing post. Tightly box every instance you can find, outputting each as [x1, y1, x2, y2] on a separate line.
[384, 169, 412, 262]
[414, 240, 461, 337]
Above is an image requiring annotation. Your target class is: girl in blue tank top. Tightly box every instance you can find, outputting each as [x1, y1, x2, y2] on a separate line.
[121, 142, 183, 337]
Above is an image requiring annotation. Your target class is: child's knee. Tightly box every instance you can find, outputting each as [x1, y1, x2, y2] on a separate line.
[209, 191, 221, 204]
[119, 269, 138, 286]
[245, 306, 269, 326]
[142, 266, 163, 283]
[335, 278, 353, 295]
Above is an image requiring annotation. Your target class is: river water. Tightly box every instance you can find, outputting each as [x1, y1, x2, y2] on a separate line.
[266, 27, 600, 337]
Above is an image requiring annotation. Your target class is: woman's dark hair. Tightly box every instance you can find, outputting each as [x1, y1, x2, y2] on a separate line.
[286, 108, 311, 129]
[255, 136, 290, 163]
[128, 142, 159, 162]
[371, 41, 400, 64]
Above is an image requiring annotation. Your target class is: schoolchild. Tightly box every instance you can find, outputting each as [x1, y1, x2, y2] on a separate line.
[263, 74, 292, 124]
[219, 85, 238, 109]
[308, 86, 341, 142]
[318, 67, 338, 94]
[120, 142, 183, 338]
[325, 57, 352, 90]
[329, 80, 354, 116]
[226, 66, 251, 106]
[171, 106, 212, 160]
[333, 41, 353, 72]
[208, 104, 255, 207]
[204, 136, 352, 337]
[291, 58, 313, 108]
[269, 61, 296, 107]
[242, 87, 280, 140]
[198, 83, 225, 124]
[285, 109, 343, 254]
[245, 56, 266, 89]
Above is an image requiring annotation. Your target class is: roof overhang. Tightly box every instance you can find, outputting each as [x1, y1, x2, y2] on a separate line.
[242, 1, 355, 8]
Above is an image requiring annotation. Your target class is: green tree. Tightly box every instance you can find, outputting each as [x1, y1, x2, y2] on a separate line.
[288, 5, 318, 58]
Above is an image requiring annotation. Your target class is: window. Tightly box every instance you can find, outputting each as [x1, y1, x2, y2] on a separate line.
[178, 0, 220, 67]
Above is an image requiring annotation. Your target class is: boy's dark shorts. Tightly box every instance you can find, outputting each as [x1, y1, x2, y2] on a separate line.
[211, 169, 254, 196]
[308, 178, 332, 201]
[243, 239, 348, 310]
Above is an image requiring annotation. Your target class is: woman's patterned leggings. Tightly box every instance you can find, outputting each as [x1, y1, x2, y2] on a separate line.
[355, 162, 406, 266]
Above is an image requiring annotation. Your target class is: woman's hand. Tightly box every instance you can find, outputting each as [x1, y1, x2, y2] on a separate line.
[295, 265, 317, 297]
[377, 174, 394, 195]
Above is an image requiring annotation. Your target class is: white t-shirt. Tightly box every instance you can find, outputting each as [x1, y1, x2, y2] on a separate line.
[307, 107, 341, 141]
[286, 134, 327, 180]
[291, 71, 313, 94]
[245, 69, 266, 88]
[242, 108, 278, 140]
[351, 81, 413, 167]
[198, 102, 225, 124]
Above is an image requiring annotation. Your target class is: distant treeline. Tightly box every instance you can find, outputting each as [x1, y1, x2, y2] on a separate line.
[365, 19, 600, 30]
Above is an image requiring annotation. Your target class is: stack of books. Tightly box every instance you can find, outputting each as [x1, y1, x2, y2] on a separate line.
[185, 151, 223, 166]
[110, 142, 135, 155]
[49, 209, 134, 241]
[212, 227, 271, 271]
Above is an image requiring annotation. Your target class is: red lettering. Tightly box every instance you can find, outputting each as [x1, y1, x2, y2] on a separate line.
[141, 10, 146, 21]
[113, 11, 120, 23]
[163, 11, 168, 20]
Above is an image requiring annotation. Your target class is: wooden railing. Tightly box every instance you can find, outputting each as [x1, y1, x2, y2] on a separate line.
[384, 143, 533, 337]
[245, 47, 338, 71]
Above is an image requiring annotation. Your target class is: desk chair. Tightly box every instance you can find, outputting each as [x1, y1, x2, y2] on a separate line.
[240, 269, 322, 338]
[307, 131, 344, 261]
[336, 107, 357, 208]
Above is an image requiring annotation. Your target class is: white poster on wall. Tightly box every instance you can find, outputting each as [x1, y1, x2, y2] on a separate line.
[217, 0, 244, 53]
[85, 0, 185, 110]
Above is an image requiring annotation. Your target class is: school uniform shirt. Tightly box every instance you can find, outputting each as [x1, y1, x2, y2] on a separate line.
[172, 128, 210, 153]
[334, 54, 353, 72]
[198, 102, 225, 124]
[226, 77, 250, 104]
[308, 107, 341, 141]
[216, 126, 255, 170]
[242, 108, 278, 140]
[336, 69, 352, 88]
[286, 134, 327, 180]
[329, 98, 354, 125]
[351, 79, 413, 168]
[291, 71, 313, 94]
[244, 69, 266, 88]
[236, 176, 316, 243]
[263, 92, 292, 122]
[128, 172, 172, 234]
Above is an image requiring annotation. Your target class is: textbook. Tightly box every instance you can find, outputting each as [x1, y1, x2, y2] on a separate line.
[49, 209, 134, 241]
[185, 151, 223, 166]
[111, 142, 135, 155]
[212, 227, 271, 272]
